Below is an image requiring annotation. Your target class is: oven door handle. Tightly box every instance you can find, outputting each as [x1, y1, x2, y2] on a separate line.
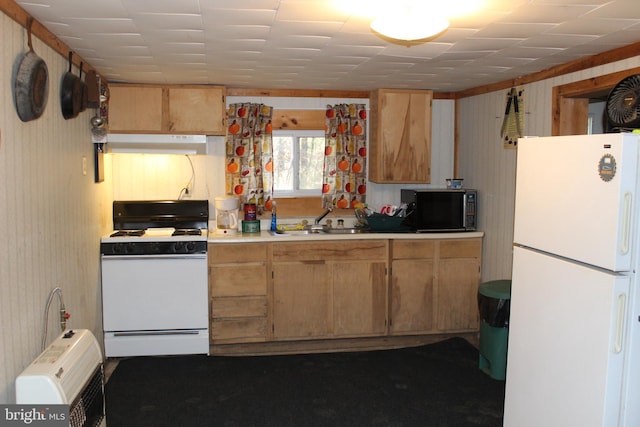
[113, 330, 202, 337]
[101, 254, 207, 260]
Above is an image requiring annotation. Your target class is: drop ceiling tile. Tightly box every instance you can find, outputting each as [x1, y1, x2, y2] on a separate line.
[380, 43, 453, 60]
[121, 0, 201, 14]
[448, 10, 511, 29]
[474, 22, 558, 38]
[141, 30, 205, 43]
[591, 26, 640, 44]
[448, 37, 524, 52]
[519, 33, 600, 48]
[201, 7, 277, 26]
[562, 42, 629, 56]
[496, 3, 599, 24]
[586, 1, 640, 19]
[548, 17, 636, 35]
[276, 0, 349, 22]
[270, 35, 332, 49]
[320, 44, 386, 57]
[265, 48, 322, 59]
[491, 45, 566, 59]
[434, 28, 480, 43]
[437, 50, 500, 60]
[268, 20, 345, 37]
[211, 39, 267, 50]
[18, 0, 129, 20]
[130, 13, 203, 31]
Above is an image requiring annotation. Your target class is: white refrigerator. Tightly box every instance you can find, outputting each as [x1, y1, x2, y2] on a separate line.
[504, 133, 640, 427]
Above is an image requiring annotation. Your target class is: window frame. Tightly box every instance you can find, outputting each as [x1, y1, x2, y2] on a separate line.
[272, 129, 325, 198]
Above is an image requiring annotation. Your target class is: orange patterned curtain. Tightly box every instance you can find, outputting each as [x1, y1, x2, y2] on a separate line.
[322, 104, 367, 210]
[225, 103, 274, 213]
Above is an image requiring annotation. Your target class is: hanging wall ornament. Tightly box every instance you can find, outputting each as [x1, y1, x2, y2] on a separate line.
[323, 103, 367, 210]
[225, 103, 274, 214]
[501, 87, 525, 148]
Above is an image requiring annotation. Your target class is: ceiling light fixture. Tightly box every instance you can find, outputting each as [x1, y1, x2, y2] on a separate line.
[371, 15, 450, 41]
[370, 12, 450, 41]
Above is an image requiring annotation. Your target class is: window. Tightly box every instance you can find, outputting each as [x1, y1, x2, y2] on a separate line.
[272, 130, 325, 197]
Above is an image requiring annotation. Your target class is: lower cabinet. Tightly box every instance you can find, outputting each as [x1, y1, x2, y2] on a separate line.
[272, 240, 388, 341]
[209, 243, 269, 344]
[272, 261, 331, 339]
[436, 239, 482, 331]
[208, 237, 481, 348]
[390, 240, 436, 335]
[390, 238, 482, 335]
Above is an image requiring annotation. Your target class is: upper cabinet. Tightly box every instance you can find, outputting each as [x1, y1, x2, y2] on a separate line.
[108, 84, 226, 135]
[369, 89, 432, 183]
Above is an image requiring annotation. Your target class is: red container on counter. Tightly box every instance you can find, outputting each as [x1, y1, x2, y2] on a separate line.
[244, 203, 257, 221]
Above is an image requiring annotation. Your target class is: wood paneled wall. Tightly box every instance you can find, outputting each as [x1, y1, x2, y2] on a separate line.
[0, 13, 112, 403]
[458, 56, 640, 282]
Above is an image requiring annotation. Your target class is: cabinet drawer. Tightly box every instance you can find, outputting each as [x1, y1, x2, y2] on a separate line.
[392, 240, 435, 259]
[211, 297, 267, 318]
[273, 240, 387, 261]
[211, 318, 268, 342]
[439, 239, 482, 258]
[209, 243, 268, 264]
[210, 264, 267, 297]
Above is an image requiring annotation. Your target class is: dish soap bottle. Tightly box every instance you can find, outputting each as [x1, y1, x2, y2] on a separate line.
[270, 200, 277, 231]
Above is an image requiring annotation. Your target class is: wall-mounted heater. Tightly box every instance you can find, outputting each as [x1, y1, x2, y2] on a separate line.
[15, 329, 106, 427]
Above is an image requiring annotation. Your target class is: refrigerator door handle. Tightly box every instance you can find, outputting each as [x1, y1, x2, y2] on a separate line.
[614, 293, 627, 354]
[620, 192, 632, 255]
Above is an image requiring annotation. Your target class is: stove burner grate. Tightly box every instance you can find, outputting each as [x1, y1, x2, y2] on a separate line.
[110, 229, 146, 237]
[172, 228, 202, 236]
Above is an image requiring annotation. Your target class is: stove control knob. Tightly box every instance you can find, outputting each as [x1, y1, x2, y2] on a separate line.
[112, 243, 125, 254]
[173, 242, 185, 253]
[125, 243, 136, 254]
[186, 242, 196, 253]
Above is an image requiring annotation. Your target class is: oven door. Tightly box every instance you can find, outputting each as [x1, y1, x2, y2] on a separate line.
[101, 254, 209, 357]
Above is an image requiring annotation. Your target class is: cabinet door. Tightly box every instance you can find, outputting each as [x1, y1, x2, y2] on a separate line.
[168, 87, 225, 134]
[108, 85, 163, 132]
[272, 262, 331, 340]
[436, 239, 481, 331]
[390, 259, 435, 335]
[332, 261, 387, 337]
[369, 89, 432, 183]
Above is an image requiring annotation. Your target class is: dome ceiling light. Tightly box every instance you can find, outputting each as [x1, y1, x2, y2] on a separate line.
[370, 13, 450, 41]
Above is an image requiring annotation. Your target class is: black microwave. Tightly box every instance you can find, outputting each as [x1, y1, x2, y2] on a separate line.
[401, 189, 477, 232]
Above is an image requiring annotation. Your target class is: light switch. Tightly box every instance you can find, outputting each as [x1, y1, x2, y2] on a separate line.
[82, 156, 87, 176]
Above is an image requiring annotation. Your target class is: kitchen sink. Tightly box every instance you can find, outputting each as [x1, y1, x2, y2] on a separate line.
[322, 227, 369, 234]
[273, 228, 321, 235]
[273, 225, 369, 236]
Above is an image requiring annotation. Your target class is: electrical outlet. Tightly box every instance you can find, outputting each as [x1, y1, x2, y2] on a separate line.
[82, 156, 87, 176]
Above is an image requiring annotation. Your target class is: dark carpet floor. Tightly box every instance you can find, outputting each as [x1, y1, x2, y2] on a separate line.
[104, 338, 505, 427]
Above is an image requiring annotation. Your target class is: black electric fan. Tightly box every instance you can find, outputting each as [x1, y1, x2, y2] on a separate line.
[605, 74, 640, 132]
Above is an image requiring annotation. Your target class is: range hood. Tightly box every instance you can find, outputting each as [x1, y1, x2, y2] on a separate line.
[106, 134, 208, 155]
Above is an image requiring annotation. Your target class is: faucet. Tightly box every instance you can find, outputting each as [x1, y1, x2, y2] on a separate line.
[314, 207, 333, 225]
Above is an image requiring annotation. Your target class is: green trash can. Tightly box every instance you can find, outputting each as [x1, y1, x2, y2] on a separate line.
[478, 279, 511, 381]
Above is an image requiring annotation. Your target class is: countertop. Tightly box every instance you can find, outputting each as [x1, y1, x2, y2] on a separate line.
[208, 230, 484, 243]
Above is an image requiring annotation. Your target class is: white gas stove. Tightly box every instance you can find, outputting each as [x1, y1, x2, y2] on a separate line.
[101, 227, 208, 255]
[100, 200, 210, 357]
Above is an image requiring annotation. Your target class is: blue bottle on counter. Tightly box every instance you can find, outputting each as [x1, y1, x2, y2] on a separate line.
[270, 200, 277, 231]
